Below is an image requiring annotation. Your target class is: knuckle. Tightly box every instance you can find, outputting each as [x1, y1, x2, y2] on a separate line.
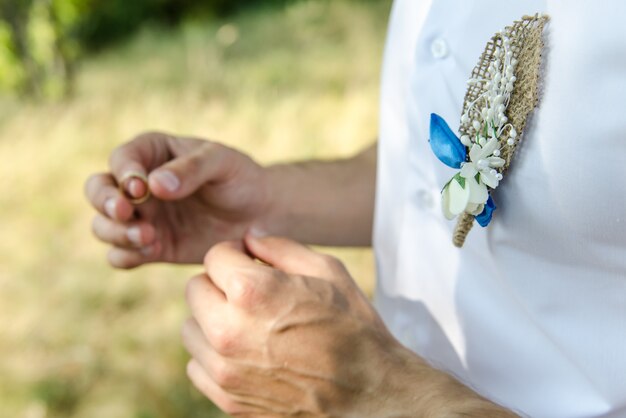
[229, 275, 261, 308]
[213, 361, 240, 390]
[185, 151, 206, 176]
[133, 130, 165, 143]
[211, 326, 239, 356]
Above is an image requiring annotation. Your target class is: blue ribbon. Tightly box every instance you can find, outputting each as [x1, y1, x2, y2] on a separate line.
[429, 113, 466, 169]
[475, 195, 496, 227]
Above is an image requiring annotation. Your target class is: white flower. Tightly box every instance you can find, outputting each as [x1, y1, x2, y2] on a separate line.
[460, 137, 505, 188]
[442, 174, 487, 220]
[441, 137, 505, 219]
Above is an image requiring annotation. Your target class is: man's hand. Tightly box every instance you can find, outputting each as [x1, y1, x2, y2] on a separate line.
[182, 234, 520, 418]
[85, 132, 271, 268]
[182, 233, 399, 417]
[85, 132, 377, 268]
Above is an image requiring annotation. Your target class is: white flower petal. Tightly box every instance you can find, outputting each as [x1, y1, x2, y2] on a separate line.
[479, 138, 500, 159]
[480, 170, 499, 189]
[465, 203, 485, 215]
[467, 176, 488, 204]
[441, 185, 456, 220]
[486, 156, 505, 167]
[460, 163, 478, 178]
[448, 178, 471, 215]
[469, 143, 482, 162]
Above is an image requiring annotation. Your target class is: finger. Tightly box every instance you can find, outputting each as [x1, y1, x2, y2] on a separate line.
[244, 233, 345, 280]
[84, 173, 135, 221]
[107, 242, 161, 269]
[181, 318, 217, 373]
[185, 274, 227, 329]
[109, 132, 171, 196]
[91, 214, 156, 248]
[203, 241, 273, 297]
[118, 172, 150, 202]
[148, 142, 237, 201]
[186, 359, 248, 416]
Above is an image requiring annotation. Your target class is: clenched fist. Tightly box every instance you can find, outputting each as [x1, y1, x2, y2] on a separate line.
[182, 233, 417, 417]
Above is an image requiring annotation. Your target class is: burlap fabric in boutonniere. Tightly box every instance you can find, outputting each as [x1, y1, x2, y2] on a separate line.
[428, 14, 550, 247]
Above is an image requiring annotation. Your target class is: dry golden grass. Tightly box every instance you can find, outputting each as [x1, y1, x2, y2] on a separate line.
[0, 1, 390, 416]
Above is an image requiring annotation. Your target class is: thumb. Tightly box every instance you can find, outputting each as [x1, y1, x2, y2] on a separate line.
[148, 143, 234, 200]
[244, 232, 340, 279]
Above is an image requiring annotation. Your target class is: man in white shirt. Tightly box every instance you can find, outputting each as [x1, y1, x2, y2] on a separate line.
[86, 1, 626, 417]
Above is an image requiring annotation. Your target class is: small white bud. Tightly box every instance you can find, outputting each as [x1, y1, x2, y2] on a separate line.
[507, 138, 515, 146]
[473, 120, 481, 131]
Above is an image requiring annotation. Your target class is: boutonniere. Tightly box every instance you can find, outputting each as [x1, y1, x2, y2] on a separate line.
[429, 14, 549, 247]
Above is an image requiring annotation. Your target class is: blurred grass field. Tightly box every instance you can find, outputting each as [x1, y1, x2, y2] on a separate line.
[0, 1, 391, 417]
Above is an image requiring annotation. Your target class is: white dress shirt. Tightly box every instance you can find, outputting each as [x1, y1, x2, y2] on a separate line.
[373, 1, 626, 417]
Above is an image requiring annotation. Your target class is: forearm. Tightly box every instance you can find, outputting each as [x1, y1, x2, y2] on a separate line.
[262, 143, 377, 247]
[374, 344, 520, 418]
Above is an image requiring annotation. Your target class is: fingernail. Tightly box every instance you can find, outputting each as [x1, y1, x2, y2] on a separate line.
[127, 226, 142, 246]
[105, 199, 117, 219]
[140, 245, 154, 256]
[152, 170, 180, 192]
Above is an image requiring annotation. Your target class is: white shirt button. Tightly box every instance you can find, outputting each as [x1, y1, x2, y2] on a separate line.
[430, 38, 449, 59]
[416, 189, 435, 209]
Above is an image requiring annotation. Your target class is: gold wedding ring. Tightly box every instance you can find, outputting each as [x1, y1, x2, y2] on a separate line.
[119, 171, 151, 205]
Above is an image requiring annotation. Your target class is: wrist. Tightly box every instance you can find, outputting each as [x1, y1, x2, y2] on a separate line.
[253, 163, 293, 237]
[362, 342, 519, 418]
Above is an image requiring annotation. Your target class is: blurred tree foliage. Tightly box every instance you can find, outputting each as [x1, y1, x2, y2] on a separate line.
[0, 0, 294, 99]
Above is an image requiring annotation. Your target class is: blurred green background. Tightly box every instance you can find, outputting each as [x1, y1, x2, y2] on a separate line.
[0, 0, 390, 416]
